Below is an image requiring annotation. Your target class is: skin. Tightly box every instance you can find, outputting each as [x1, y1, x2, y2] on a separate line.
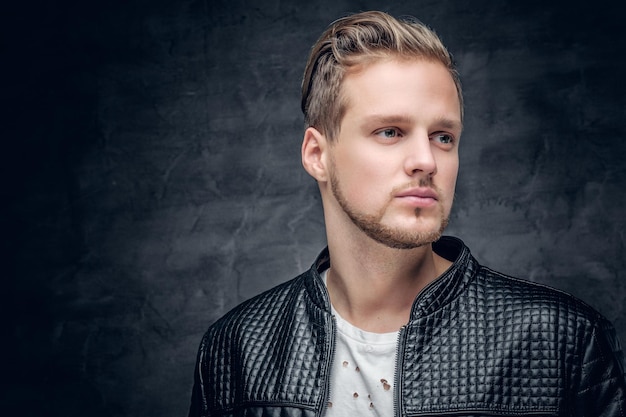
[301, 58, 462, 333]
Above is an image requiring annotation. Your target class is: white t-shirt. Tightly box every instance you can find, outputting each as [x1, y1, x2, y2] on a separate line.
[322, 270, 398, 417]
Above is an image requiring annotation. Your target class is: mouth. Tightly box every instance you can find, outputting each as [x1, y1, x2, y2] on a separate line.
[395, 187, 438, 199]
[394, 187, 439, 207]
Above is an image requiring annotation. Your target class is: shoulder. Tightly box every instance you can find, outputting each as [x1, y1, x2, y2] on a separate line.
[465, 266, 625, 376]
[437, 236, 608, 325]
[473, 269, 626, 403]
[196, 248, 331, 353]
[204, 271, 310, 340]
[475, 265, 609, 330]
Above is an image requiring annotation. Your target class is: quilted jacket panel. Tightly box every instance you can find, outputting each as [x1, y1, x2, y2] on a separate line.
[189, 236, 626, 416]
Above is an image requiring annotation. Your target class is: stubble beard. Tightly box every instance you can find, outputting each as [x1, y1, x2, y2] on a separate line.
[329, 167, 449, 250]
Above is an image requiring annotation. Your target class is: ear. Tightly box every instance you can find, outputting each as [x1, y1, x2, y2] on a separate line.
[301, 127, 330, 182]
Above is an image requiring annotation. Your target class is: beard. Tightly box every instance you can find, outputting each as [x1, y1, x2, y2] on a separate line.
[329, 165, 449, 250]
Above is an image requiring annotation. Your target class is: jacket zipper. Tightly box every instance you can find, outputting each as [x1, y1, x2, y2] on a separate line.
[394, 325, 407, 417]
[392, 262, 455, 417]
[318, 314, 337, 417]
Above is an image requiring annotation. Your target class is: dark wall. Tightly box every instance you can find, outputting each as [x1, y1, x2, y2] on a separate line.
[4, 0, 625, 415]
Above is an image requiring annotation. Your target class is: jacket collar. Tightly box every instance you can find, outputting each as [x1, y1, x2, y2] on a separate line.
[303, 236, 479, 319]
[410, 236, 478, 318]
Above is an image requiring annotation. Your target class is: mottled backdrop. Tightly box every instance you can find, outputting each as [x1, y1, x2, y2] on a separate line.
[3, 0, 625, 416]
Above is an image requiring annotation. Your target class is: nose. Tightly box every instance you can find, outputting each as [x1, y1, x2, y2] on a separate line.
[403, 134, 437, 177]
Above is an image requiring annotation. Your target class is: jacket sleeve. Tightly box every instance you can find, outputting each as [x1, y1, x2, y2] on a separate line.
[572, 317, 626, 417]
[188, 333, 210, 417]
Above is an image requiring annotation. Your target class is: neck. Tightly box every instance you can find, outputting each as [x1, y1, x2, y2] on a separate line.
[325, 233, 451, 333]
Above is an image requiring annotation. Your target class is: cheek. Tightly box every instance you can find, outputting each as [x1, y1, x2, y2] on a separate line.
[337, 162, 390, 206]
[348, 156, 390, 186]
[441, 161, 459, 205]
[439, 154, 459, 181]
[335, 147, 385, 182]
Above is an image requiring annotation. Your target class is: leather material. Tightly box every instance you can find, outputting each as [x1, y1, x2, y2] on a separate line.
[189, 236, 626, 416]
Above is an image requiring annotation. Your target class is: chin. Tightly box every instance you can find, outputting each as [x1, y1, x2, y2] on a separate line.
[364, 222, 447, 250]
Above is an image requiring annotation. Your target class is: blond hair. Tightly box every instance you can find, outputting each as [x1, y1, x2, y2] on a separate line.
[301, 11, 463, 141]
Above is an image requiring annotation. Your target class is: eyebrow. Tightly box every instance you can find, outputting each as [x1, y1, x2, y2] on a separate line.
[364, 114, 413, 125]
[435, 117, 464, 132]
[363, 114, 463, 132]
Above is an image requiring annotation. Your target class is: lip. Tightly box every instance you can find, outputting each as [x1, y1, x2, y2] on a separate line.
[395, 187, 438, 199]
[394, 187, 439, 207]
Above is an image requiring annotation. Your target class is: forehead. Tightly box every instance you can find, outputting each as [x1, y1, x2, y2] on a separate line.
[340, 58, 461, 124]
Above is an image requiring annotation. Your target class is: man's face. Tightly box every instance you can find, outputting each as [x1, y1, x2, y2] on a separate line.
[327, 59, 462, 249]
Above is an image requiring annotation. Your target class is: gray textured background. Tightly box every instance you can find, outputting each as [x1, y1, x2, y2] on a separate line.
[3, 0, 625, 416]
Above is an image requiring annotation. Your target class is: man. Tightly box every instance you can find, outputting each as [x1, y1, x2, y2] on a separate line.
[189, 11, 626, 416]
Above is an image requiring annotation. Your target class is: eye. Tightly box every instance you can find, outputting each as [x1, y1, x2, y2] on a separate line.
[375, 128, 402, 140]
[432, 133, 454, 145]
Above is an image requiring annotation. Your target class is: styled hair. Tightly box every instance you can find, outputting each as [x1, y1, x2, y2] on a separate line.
[301, 11, 463, 141]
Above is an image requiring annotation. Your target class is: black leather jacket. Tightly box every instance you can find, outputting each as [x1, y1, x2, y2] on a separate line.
[189, 236, 626, 416]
